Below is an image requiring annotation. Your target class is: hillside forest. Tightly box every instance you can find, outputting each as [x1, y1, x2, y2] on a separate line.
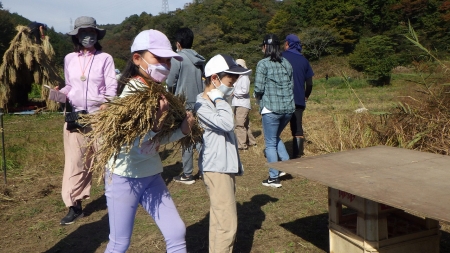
[0, 0, 449, 85]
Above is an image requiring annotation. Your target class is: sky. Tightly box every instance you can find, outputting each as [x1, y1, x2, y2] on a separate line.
[1, 0, 192, 33]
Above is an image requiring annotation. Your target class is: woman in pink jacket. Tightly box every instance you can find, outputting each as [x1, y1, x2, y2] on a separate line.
[57, 16, 117, 225]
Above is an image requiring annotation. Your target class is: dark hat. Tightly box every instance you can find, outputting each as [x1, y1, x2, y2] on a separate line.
[259, 34, 280, 47]
[204, 54, 252, 77]
[67, 16, 106, 40]
[285, 34, 301, 44]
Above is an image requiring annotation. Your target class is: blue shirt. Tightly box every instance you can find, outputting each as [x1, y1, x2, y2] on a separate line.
[282, 51, 314, 107]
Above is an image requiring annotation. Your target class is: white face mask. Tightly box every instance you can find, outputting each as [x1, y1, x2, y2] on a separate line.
[140, 56, 170, 83]
[214, 77, 234, 97]
[79, 32, 97, 48]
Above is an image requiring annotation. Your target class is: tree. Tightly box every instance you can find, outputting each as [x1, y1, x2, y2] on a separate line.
[266, 10, 292, 36]
[300, 27, 338, 60]
[349, 35, 398, 86]
[0, 10, 15, 65]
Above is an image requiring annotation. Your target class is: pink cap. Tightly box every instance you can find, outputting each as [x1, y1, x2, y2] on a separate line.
[130, 29, 183, 61]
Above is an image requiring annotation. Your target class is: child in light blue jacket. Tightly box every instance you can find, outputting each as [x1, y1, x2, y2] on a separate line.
[194, 54, 251, 252]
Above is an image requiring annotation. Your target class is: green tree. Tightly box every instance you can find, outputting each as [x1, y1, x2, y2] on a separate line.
[349, 35, 398, 86]
[114, 57, 126, 72]
[266, 10, 291, 36]
[0, 10, 15, 65]
[299, 27, 338, 59]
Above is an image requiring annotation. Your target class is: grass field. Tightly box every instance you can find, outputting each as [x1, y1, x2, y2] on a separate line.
[0, 72, 449, 253]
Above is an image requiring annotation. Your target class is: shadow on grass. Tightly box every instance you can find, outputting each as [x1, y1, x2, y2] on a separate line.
[185, 194, 278, 253]
[280, 212, 329, 252]
[83, 194, 107, 217]
[44, 196, 109, 253]
[161, 162, 183, 185]
[252, 129, 262, 138]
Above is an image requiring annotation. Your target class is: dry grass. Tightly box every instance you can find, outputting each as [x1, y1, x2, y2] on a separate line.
[0, 25, 62, 111]
[375, 65, 450, 155]
[81, 78, 203, 181]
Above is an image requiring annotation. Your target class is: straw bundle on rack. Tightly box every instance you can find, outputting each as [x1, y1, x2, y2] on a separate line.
[81, 77, 203, 180]
[0, 25, 63, 111]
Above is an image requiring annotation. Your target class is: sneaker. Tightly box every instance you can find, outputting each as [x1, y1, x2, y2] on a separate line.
[278, 171, 287, 177]
[262, 177, 282, 188]
[173, 174, 195, 185]
[60, 206, 84, 225]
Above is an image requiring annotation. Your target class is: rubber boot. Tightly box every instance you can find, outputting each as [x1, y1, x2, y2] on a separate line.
[292, 137, 305, 158]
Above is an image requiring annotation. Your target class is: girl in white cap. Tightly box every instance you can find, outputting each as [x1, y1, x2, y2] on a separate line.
[103, 29, 195, 253]
[57, 16, 117, 225]
[194, 54, 251, 253]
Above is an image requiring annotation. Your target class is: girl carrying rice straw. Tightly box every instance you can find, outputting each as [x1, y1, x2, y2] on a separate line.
[103, 29, 195, 253]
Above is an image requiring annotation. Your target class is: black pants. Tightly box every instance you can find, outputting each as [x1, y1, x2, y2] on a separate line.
[289, 105, 305, 137]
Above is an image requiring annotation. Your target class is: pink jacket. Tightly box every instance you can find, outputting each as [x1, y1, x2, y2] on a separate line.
[61, 50, 117, 113]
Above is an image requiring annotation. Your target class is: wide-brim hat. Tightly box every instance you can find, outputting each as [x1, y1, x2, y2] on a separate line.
[130, 29, 183, 61]
[235, 59, 247, 69]
[67, 16, 106, 40]
[204, 54, 252, 77]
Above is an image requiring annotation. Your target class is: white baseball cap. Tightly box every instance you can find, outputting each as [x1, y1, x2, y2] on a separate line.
[204, 54, 252, 77]
[130, 29, 183, 61]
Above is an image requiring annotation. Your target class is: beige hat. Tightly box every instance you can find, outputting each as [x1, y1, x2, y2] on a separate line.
[236, 59, 247, 69]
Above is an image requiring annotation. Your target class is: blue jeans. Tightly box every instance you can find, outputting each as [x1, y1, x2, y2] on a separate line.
[262, 112, 292, 178]
[182, 142, 202, 176]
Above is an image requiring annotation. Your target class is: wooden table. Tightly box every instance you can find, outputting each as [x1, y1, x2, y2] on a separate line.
[269, 145, 449, 253]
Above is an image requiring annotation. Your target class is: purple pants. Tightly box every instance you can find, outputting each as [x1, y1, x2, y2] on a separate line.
[104, 173, 186, 253]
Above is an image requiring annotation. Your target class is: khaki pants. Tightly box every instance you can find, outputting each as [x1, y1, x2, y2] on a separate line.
[61, 123, 98, 207]
[234, 106, 256, 149]
[203, 172, 237, 253]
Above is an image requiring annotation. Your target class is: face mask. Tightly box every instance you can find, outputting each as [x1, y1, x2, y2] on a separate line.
[79, 32, 97, 48]
[140, 57, 170, 83]
[214, 77, 234, 97]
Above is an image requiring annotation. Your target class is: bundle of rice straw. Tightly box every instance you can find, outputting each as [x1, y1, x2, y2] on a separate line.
[81, 77, 203, 180]
[0, 25, 62, 111]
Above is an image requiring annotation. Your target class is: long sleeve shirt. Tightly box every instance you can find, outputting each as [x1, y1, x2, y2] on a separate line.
[253, 57, 295, 114]
[195, 94, 243, 175]
[60, 50, 117, 113]
[231, 75, 251, 110]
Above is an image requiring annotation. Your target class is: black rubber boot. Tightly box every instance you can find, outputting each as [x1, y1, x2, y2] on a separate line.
[292, 137, 305, 158]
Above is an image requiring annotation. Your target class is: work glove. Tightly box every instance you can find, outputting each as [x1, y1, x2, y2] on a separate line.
[207, 89, 224, 102]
